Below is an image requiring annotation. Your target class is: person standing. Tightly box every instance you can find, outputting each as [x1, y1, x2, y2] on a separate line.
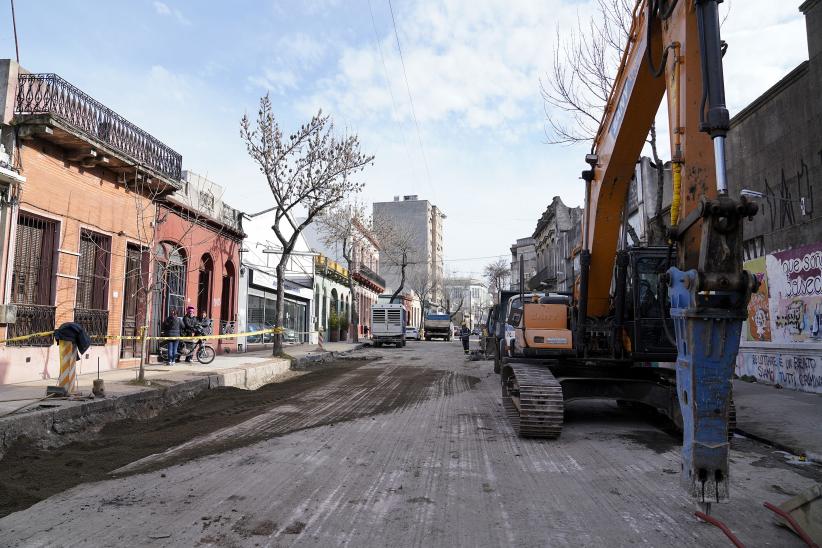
[162, 308, 184, 365]
[182, 306, 200, 362]
[460, 323, 471, 354]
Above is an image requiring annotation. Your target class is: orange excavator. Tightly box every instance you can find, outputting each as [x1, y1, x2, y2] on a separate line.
[500, 0, 758, 511]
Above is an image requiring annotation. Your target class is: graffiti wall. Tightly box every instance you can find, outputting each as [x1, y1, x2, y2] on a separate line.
[736, 349, 822, 394]
[738, 242, 822, 393]
[765, 242, 822, 343]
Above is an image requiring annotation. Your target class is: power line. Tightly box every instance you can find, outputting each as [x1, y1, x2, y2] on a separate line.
[366, 0, 421, 190]
[386, 0, 435, 200]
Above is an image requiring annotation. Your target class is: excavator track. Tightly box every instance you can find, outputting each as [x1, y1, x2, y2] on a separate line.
[501, 363, 564, 438]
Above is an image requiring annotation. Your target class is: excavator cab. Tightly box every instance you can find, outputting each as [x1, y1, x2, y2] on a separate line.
[508, 293, 574, 357]
[617, 246, 677, 362]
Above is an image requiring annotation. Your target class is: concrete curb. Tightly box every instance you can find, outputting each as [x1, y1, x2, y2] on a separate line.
[0, 344, 367, 458]
[289, 342, 368, 370]
[734, 427, 822, 464]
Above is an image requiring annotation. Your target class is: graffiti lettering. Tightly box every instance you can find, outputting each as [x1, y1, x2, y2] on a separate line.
[737, 351, 822, 394]
[774, 300, 805, 332]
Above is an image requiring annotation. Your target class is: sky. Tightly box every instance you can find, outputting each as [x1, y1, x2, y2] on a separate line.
[0, 0, 810, 278]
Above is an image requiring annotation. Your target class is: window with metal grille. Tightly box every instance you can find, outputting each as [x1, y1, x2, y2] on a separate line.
[9, 213, 57, 345]
[75, 229, 111, 345]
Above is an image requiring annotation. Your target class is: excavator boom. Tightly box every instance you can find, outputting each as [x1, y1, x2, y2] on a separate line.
[576, 0, 757, 508]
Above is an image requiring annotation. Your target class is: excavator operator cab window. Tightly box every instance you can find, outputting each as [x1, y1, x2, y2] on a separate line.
[636, 257, 666, 318]
[628, 252, 677, 359]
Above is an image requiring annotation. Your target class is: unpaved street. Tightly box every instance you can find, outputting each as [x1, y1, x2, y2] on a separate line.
[1, 341, 819, 547]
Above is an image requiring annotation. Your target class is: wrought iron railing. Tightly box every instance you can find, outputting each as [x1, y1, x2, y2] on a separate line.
[15, 73, 183, 180]
[357, 264, 386, 289]
[74, 308, 109, 346]
[218, 320, 235, 335]
[8, 304, 55, 346]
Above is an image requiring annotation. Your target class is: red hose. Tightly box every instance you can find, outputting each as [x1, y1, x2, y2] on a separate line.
[694, 511, 746, 548]
[763, 502, 819, 548]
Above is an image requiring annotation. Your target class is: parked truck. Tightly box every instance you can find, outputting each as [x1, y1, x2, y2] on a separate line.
[423, 313, 451, 341]
[371, 303, 406, 347]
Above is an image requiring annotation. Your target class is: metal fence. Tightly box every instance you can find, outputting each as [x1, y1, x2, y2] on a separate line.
[8, 304, 55, 346]
[15, 73, 182, 180]
[74, 308, 109, 346]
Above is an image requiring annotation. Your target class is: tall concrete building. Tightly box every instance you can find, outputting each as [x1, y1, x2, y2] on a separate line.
[373, 195, 446, 304]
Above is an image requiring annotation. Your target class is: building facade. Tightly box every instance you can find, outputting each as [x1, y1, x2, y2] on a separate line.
[529, 197, 583, 292]
[444, 277, 491, 329]
[509, 237, 536, 291]
[373, 195, 445, 303]
[152, 171, 244, 354]
[725, 0, 822, 393]
[303, 217, 386, 337]
[238, 212, 315, 347]
[314, 254, 352, 340]
[0, 62, 182, 383]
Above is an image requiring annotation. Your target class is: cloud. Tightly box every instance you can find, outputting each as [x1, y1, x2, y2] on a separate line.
[247, 33, 328, 95]
[153, 1, 191, 26]
[300, 0, 586, 138]
[248, 68, 299, 95]
[153, 1, 170, 15]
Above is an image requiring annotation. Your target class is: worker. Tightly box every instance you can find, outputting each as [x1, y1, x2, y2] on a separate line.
[182, 306, 200, 362]
[460, 323, 471, 354]
[161, 308, 184, 365]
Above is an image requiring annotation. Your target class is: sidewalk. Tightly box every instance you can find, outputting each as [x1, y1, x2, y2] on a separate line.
[0, 341, 364, 456]
[733, 379, 822, 462]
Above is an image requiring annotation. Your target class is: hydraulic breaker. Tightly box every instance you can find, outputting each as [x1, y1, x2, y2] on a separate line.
[668, 266, 754, 509]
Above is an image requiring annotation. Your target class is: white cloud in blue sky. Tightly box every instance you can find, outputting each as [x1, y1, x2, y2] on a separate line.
[0, 0, 809, 277]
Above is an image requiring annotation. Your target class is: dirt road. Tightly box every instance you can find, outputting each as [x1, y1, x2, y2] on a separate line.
[1, 341, 819, 546]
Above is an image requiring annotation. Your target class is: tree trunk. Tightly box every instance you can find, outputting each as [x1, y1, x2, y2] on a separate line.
[390, 252, 407, 304]
[348, 274, 359, 343]
[273, 261, 285, 356]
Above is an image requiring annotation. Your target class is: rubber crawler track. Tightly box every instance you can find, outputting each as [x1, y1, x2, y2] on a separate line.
[501, 363, 564, 438]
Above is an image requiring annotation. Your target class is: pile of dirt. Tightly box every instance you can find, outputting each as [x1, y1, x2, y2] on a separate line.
[0, 358, 478, 518]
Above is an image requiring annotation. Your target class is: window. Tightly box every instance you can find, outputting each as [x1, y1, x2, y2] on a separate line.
[11, 213, 57, 305]
[9, 213, 57, 346]
[75, 230, 111, 345]
[199, 191, 215, 213]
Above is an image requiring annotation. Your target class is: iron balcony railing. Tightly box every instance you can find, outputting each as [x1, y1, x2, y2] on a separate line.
[8, 304, 55, 346]
[358, 264, 386, 289]
[74, 308, 109, 346]
[15, 73, 182, 180]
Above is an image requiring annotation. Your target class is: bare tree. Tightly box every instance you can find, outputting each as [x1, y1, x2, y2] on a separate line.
[542, 0, 668, 240]
[314, 199, 376, 343]
[443, 285, 466, 322]
[376, 220, 418, 305]
[241, 96, 373, 355]
[484, 258, 511, 301]
[407, 269, 434, 328]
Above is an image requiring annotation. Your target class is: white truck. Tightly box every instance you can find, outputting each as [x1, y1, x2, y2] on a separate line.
[371, 303, 406, 347]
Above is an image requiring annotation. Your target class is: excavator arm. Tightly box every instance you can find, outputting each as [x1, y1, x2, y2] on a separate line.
[577, 0, 757, 509]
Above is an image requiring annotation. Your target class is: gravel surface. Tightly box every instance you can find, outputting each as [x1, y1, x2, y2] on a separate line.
[0, 341, 819, 547]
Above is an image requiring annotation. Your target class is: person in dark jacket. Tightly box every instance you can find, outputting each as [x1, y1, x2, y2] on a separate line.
[460, 323, 471, 354]
[182, 306, 200, 362]
[162, 308, 184, 365]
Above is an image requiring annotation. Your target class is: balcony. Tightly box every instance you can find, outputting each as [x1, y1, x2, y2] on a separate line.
[354, 264, 386, 292]
[315, 254, 349, 284]
[74, 308, 109, 346]
[8, 304, 55, 346]
[15, 73, 182, 192]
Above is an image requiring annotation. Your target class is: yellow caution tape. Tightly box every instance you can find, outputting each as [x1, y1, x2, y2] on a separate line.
[0, 327, 286, 345]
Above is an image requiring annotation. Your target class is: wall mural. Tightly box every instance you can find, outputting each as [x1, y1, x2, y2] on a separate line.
[738, 242, 822, 393]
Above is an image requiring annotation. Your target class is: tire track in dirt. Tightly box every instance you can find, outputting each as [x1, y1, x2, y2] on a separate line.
[0, 357, 478, 518]
[113, 364, 478, 475]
